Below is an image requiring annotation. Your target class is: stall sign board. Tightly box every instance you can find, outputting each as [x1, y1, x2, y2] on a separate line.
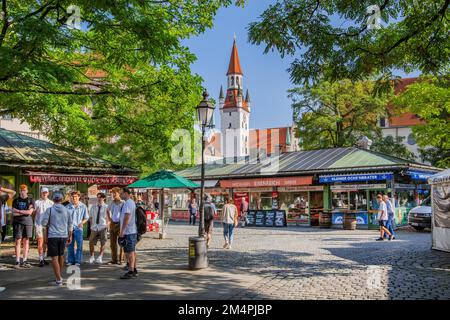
[275, 211, 287, 227]
[29, 174, 137, 185]
[320, 173, 393, 183]
[394, 183, 416, 190]
[331, 184, 386, 191]
[221, 176, 313, 188]
[255, 211, 265, 226]
[277, 186, 324, 192]
[246, 211, 256, 225]
[408, 170, 437, 181]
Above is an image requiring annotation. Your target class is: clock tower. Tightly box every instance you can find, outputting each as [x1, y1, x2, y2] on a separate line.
[219, 37, 251, 160]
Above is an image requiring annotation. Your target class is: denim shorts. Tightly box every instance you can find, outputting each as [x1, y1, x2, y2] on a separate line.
[123, 233, 137, 253]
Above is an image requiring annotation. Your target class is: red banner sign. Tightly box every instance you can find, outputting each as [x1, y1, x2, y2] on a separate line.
[220, 176, 313, 188]
[29, 174, 137, 186]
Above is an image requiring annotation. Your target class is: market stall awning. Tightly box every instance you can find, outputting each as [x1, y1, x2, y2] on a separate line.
[128, 170, 199, 189]
[429, 169, 450, 184]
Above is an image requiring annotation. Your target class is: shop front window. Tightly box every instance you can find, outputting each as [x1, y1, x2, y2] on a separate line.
[332, 192, 349, 210]
[395, 189, 416, 208]
[350, 191, 367, 210]
[250, 192, 272, 210]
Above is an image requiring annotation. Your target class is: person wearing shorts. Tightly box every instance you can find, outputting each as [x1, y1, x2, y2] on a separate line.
[11, 185, 35, 269]
[376, 194, 392, 241]
[88, 192, 108, 264]
[41, 192, 73, 286]
[34, 187, 53, 267]
[119, 188, 137, 279]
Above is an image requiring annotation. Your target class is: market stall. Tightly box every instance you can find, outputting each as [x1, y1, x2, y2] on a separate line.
[428, 169, 450, 252]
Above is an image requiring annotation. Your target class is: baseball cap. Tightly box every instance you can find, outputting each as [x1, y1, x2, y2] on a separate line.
[41, 187, 49, 193]
[53, 192, 63, 201]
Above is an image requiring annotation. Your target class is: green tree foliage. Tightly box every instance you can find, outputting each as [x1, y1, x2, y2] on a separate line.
[0, 0, 244, 174]
[248, 0, 449, 85]
[392, 76, 450, 167]
[371, 135, 416, 161]
[291, 79, 390, 149]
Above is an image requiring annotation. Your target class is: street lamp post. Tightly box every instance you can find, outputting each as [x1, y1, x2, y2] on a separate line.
[196, 89, 215, 238]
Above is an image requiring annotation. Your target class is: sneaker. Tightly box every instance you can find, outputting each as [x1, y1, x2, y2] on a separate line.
[107, 260, 117, 265]
[14, 261, 20, 269]
[21, 261, 32, 268]
[66, 262, 72, 266]
[133, 269, 138, 277]
[43, 259, 49, 265]
[228, 244, 232, 250]
[120, 271, 134, 279]
[223, 243, 228, 249]
[55, 279, 63, 287]
[39, 260, 45, 267]
[96, 256, 103, 264]
[75, 263, 81, 266]
[89, 256, 95, 264]
[388, 235, 392, 241]
[376, 237, 384, 241]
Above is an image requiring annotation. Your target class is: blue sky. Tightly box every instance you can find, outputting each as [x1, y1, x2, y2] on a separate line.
[182, 1, 420, 130]
[182, 0, 295, 130]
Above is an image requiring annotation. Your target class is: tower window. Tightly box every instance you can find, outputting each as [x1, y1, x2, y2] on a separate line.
[228, 123, 232, 129]
[229, 112, 231, 116]
[231, 77, 234, 86]
[379, 117, 386, 127]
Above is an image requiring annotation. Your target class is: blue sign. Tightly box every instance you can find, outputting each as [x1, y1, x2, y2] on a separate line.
[407, 170, 436, 180]
[319, 173, 393, 183]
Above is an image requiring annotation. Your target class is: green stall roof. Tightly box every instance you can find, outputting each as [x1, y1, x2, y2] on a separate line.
[176, 147, 440, 180]
[0, 128, 137, 175]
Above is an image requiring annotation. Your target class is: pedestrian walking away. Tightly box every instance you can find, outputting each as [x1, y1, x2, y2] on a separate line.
[66, 191, 89, 265]
[41, 192, 73, 286]
[34, 187, 53, 267]
[119, 188, 138, 279]
[11, 185, 35, 269]
[204, 195, 216, 249]
[89, 192, 108, 264]
[0, 185, 16, 243]
[107, 187, 125, 265]
[376, 194, 392, 241]
[221, 198, 238, 249]
[188, 198, 198, 225]
[383, 194, 397, 240]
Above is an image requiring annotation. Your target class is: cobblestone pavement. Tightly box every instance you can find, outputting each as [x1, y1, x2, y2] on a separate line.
[1, 223, 449, 299]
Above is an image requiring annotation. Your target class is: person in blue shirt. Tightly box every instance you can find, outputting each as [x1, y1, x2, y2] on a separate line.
[66, 191, 89, 265]
[383, 195, 397, 240]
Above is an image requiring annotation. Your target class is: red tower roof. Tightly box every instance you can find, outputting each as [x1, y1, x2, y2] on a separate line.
[227, 39, 243, 75]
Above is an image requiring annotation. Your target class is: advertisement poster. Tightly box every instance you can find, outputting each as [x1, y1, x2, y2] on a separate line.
[272, 192, 279, 209]
[265, 211, 275, 226]
[356, 213, 368, 225]
[255, 211, 265, 226]
[332, 212, 344, 224]
[246, 211, 256, 226]
[275, 211, 287, 227]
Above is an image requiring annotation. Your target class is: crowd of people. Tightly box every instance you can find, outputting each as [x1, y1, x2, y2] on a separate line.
[0, 184, 142, 285]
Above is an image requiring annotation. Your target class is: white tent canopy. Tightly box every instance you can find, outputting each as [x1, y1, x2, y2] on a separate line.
[429, 169, 450, 252]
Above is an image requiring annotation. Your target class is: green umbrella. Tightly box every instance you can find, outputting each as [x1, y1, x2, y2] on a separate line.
[128, 170, 200, 189]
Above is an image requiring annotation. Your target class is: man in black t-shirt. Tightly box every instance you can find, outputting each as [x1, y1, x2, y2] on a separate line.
[12, 184, 35, 269]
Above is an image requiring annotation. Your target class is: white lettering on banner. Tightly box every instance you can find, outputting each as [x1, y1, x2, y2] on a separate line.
[28, 174, 137, 185]
[331, 184, 386, 191]
[278, 186, 324, 192]
[366, 265, 382, 290]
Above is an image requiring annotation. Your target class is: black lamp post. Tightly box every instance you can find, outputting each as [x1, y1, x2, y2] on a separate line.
[196, 89, 215, 238]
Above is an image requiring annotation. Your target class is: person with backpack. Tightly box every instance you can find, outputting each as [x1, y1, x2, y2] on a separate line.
[11, 184, 35, 269]
[41, 192, 73, 286]
[204, 195, 216, 249]
[119, 188, 138, 279]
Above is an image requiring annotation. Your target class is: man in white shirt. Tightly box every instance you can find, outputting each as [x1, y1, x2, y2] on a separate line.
[119, 188, 137, 279]
[88, 192, 109, 264]
[376, 194, 392, 241]
[34, 187, 54, 266]
[107, 187, 125, 265]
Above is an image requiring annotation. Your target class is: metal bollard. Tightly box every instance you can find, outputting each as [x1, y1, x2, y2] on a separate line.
[188, 236, 208, 270]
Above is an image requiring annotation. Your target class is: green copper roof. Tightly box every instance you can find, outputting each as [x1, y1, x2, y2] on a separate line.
[176, 147, 439, 180]
[0, 128, 137, 174]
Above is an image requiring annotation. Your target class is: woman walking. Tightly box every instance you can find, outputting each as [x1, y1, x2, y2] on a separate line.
[221, 198, 238, 249]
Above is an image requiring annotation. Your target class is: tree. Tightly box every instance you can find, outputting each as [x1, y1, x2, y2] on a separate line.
[248, 0, 449, 85]
[0, 0, 244, 174]
[291, 79, 390, 149]
[371, 135, 416, 160]
[392, 76, 450, 168]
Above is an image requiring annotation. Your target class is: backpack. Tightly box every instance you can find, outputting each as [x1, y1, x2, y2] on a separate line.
[135, 206, 147, 236]
[204, 203, 214, 221]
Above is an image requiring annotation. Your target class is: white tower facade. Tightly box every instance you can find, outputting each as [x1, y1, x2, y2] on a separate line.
[219, 38, 251, 160]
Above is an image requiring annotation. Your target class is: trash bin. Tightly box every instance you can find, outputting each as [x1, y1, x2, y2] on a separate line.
[368, 212, 379, 230]
[188, 236, 208, 270]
